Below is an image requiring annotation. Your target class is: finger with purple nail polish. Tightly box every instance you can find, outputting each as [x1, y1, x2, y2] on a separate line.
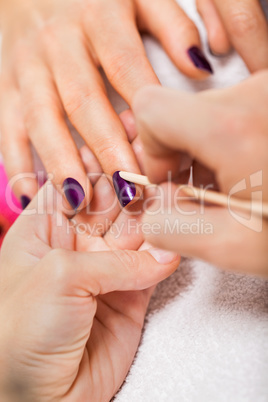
[63, 178, 85, 210]
[20, 195, 31, 210]
[113, 171, 136, 208]
[187, 46, 213, 74]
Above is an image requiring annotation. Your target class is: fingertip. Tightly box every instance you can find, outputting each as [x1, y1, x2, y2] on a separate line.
[20, 195, 31, 210]
[197, 0, 231, 57]
[147, 248, 180, 265]
[112, 170, 137, 208]
[62, 175, 93, 212]
[207, 30, 232, 57]
[0, 128, 38, 208]
[8, 172, 39, 210]
[206, 0, 268, 72]
[208, 45, 232, 58]
[186, 46, 214, 75]
[139, 0, 214, 79]
[43, 149, 94, 212]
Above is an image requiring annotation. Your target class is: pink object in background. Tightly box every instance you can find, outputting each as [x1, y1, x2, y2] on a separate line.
[0, 163, 21, 247]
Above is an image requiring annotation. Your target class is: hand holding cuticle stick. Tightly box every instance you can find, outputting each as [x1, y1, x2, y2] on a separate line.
[117, 171, 268, 218]
[132, 74, 268, 276]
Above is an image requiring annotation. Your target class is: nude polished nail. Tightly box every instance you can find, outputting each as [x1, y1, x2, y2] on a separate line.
[20, 195, 31, 210]
[63, 178, 85, 210]
[113, 171, 136, 207]
[187, 46, 213, 74]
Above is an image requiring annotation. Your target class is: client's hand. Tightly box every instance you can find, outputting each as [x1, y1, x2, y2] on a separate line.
[133, 71, 268, 276]
[197, 0, 268, 71]
[0, 0, 212, 209]
[0, 177, 178, 401]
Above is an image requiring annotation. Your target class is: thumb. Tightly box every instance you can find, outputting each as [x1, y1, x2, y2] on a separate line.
[43, 248, 180, 296]
[142, 200, 268, 276]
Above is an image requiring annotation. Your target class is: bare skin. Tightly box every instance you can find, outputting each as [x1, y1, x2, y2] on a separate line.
[0, 173, 179, 401]
[133, 71, 268, 276]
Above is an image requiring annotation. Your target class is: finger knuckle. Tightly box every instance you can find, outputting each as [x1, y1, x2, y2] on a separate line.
[92, 137, 121, 161]
[64, 86, 101, 121]
[228, 9, 260, 38]
[106, 49, 143, 86]
[24, 98, 55, 134]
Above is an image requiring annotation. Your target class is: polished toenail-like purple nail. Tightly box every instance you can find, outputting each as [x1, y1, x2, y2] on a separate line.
[20, 195, 31, 210]
[63, 178, 85, 210]
[113, 171, 136, 207]
[187, 46, 213, 74]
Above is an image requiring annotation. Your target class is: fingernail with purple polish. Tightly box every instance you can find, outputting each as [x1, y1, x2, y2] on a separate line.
[63, 178, 85, 210]
[20, 195, 31, 210]
[187, 46, 213, 74]
[113, 171, 136, 208]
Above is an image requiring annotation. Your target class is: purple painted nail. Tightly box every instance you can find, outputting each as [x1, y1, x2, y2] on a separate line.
[63, 178, 85, 210]
[20, 195, 31, 210]
[113, 171, 136, 208]
[187, 46, 213, 74]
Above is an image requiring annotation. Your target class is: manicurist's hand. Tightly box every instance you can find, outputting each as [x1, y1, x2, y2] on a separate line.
[0, 0, 212, 211]
[0, 176, 179, 401]
[133, 71, 268, 276]
[197, 0, 268, 70]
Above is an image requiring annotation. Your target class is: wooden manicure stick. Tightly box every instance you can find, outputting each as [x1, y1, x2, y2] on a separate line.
[119, 171, 268, 217]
